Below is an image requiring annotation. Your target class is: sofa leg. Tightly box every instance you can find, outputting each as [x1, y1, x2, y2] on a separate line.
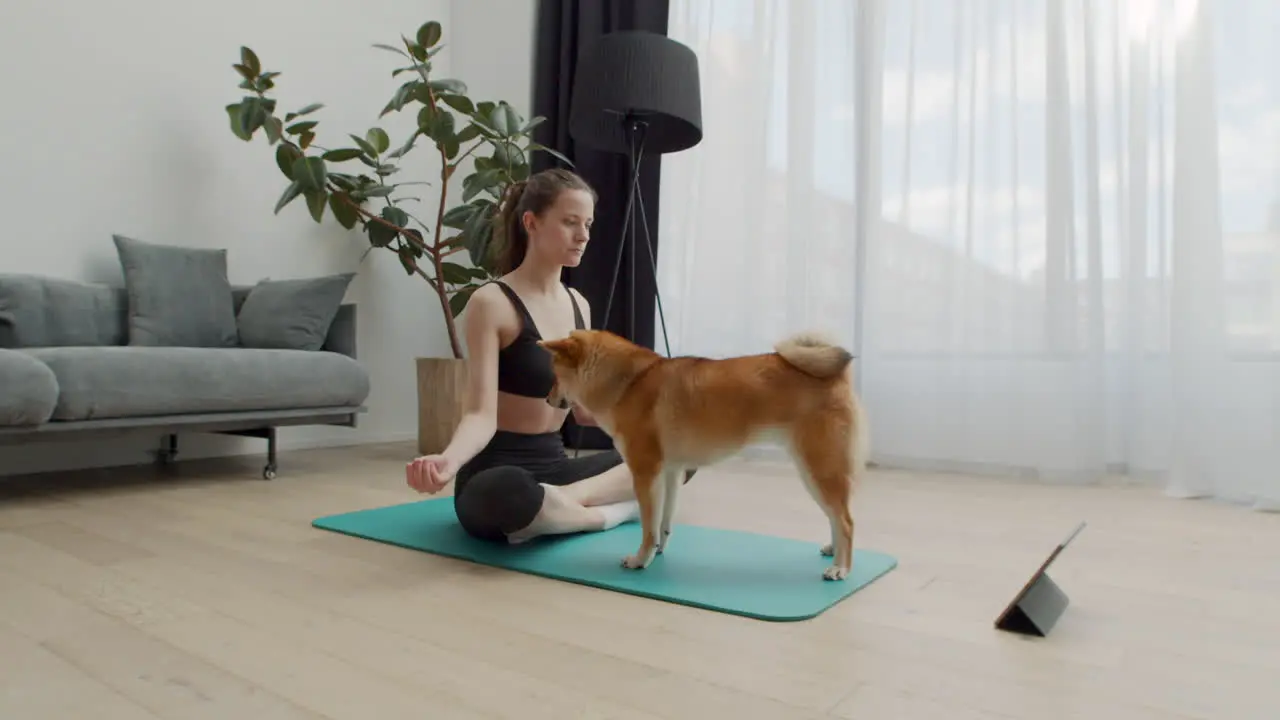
[153, 434, 178, 465]
[212, 426, 279, 479]
[262, 426, 278, 480]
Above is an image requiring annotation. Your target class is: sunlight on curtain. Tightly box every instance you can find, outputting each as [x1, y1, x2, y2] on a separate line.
[658, 0, 1280, 508]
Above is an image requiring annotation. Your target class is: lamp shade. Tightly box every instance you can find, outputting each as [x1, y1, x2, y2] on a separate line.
[568, 30, 703, 155]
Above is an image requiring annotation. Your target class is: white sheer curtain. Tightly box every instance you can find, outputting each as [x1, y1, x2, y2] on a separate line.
[657, 0, 1280, 509]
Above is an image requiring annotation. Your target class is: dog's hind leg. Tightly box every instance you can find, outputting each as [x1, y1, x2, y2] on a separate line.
[790, 414, 858, 581]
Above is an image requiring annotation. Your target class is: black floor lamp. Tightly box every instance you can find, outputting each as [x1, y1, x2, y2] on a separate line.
[567, 30, 703, 358]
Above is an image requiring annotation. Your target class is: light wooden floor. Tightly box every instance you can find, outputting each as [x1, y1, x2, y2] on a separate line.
[1, 441, 1277, 720]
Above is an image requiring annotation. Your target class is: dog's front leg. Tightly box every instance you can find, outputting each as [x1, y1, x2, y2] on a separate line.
[621, 456, 664, 570]
[655, 468, 682, 554]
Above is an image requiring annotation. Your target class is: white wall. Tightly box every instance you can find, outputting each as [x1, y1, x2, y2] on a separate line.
[0, 0, 536, 476]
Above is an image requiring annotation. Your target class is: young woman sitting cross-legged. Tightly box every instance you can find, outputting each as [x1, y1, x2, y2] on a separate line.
[404, 167, 685, 545]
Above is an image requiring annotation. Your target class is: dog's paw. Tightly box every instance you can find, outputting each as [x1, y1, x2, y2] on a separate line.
[621, 554, 651, 570]
[823, 565, 849, 581]
[819, 543, 834, 557]
[656, 530, 671, 554]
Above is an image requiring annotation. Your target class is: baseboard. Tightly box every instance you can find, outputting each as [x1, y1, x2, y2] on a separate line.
[0, 425, 419, 479]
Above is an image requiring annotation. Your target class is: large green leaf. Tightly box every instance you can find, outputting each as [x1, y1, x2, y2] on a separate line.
[439, 93, 474, 115]
[304, 189, 328, 223]
[285, 103, 324, 122]
[488, 102, 522, 137]
[327, 173, 354, 190]
[387, 131, 419, 159]
[275, 143, 302, 179]
[291, 156, 328, 191]
[328, 192, 360, 229]
[491, 142, 515, 168]
[367, 218, 398, 247]
[528, 142, 575, 167]
[274, 181, 303, 214]
[439, 261, 472, 286]
[322, 148, 363, 162]
[401, 229, 426, 254]
[417, 21, 443, 48]
[240, 46, 261, 76]
[380, 205, 410, 228]
[428, 78, 467, 95]
[417, 104, 438, 131]
[349, 134, 379, 157]
[449, 285, 478, 318]
[366, 127, 391, 154]
[462, 169, 504, 202]
[397, 245, 420, 275]
[372, 43, 410, 59]
[380, 81, 420, 117]
[463, 204, 493, 265]
[226, 103, 251, 141]
[263, 116, 283, 145]
[356, 185, 396, 199]
[442, 203, 476, 230]
[424, 110, 455, 144]
[236, 97, 266, 138]
[286, 120, 318, 135]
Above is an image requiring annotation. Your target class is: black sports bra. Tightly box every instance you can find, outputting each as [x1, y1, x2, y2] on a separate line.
[492, 281, 585, 399]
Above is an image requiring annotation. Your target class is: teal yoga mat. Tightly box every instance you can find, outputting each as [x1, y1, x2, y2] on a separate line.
[312, 497, 898, 621]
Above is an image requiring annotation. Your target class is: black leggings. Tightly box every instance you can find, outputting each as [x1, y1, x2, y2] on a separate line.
[452, 430, 625, 542]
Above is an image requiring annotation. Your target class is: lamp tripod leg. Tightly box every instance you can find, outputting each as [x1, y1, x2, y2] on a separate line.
[632, 182, 671, 358]
[600, 124, 645, 341]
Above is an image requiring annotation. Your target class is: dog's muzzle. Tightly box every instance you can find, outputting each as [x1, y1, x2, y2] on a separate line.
[546, 381, 571, 409]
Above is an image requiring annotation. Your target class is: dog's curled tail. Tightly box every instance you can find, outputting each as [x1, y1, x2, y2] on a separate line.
[774, 331, 854, 379]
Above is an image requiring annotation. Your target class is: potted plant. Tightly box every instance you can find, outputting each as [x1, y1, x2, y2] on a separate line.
[223, 21, 571, 454]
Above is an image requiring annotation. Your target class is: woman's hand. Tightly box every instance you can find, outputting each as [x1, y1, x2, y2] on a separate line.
[406, 454, 457, 494]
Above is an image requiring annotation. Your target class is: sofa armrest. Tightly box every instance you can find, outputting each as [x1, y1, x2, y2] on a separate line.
[321, 304, 357, 359]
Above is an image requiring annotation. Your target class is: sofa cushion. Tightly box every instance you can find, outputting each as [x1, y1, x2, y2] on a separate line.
[236, 273, 355, 351]
[112, 234, 240, 348]
[0, 274, 128, 348]
[0, 349, 59, 426]
[23, 347, 370, 422]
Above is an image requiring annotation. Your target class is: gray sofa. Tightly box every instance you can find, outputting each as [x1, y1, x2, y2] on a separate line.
[0, 235, 371, 479]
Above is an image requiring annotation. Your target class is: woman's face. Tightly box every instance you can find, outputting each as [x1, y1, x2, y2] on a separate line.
[526, 189, 594, 268]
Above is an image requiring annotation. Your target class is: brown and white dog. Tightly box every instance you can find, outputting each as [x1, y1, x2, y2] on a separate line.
[538, 329, 870, 581]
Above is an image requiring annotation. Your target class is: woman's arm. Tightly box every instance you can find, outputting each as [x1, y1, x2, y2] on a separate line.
[572, 403, 598, 426]
[439, 287, 502, 470]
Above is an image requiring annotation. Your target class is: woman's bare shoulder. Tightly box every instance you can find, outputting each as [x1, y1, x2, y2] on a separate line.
[465, 282, 518, 331]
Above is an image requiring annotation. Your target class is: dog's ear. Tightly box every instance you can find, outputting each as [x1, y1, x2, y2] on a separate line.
[538, 335, 585, 366]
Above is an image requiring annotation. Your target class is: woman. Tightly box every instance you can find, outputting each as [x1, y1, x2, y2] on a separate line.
[404, 168, 642, 544]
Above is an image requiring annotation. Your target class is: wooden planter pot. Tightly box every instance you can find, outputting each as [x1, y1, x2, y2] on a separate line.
[416, 356, 468, 456]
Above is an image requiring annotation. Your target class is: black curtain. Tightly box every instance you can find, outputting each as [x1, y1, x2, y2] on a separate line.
[530, 0, 671, 450]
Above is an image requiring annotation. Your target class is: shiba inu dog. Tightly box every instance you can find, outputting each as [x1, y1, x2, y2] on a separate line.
[539, 329, 869, 581]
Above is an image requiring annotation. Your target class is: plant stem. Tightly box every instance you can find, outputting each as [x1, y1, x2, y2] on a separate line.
[452, 139, 484, 168]
[333, 192, 438, 287]
[431, 143, 464, 359]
